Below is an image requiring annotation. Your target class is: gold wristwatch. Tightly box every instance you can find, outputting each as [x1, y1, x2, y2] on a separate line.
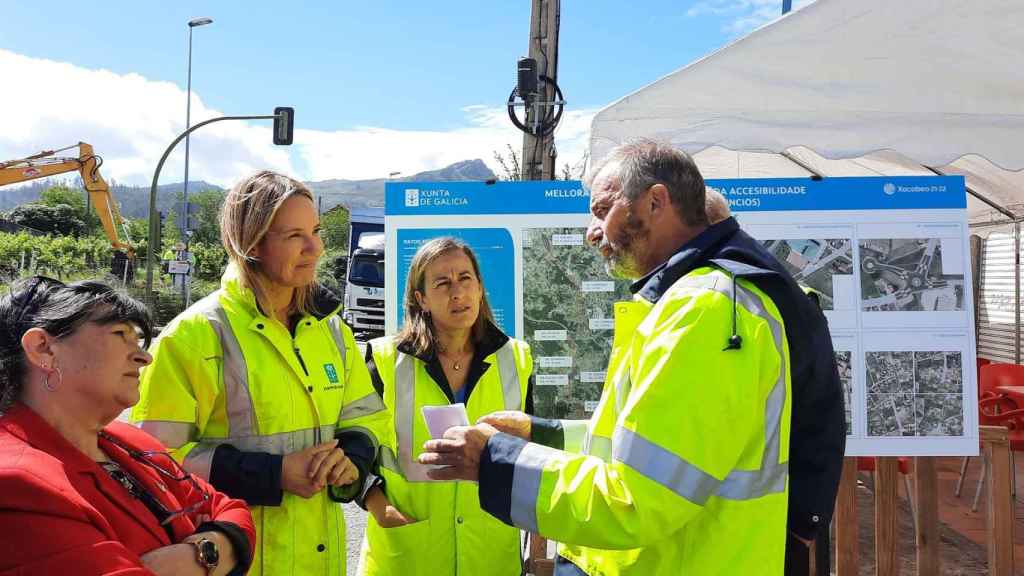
[188, 536, 220, 574]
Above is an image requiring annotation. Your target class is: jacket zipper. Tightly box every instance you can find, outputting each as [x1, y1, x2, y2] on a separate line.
[293, 345, 321, 444]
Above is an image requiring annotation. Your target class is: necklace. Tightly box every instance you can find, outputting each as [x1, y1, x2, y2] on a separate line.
[439, 348, 471, 372]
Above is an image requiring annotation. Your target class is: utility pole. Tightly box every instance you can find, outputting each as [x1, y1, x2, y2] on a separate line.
[521, 0, 560, 181]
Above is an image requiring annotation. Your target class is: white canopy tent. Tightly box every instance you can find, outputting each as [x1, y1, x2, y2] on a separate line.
[588, 0, 1024, 361]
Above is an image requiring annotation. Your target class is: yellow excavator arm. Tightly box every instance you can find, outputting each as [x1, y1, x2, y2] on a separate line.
[0, 142, 133, 255]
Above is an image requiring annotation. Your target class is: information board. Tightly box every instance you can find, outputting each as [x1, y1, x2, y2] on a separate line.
[385, 176, 977, 456]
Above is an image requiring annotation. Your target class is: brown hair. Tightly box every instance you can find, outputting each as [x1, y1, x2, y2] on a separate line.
[219, 170, 320, 318]
[395, 237, 495, 356]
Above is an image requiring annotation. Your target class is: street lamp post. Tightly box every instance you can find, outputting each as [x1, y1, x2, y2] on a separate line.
[182, 17, 212, 306]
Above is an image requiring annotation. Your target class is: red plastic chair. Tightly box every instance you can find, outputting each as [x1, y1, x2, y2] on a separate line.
[979, 363, 1024, 398]
[857, 456, 915, 529]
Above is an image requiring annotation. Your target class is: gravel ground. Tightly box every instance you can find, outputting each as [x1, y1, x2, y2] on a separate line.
[343, 502, 367, 575]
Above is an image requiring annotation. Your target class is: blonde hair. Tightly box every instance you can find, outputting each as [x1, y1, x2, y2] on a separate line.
[396, 237, 495, 356]
[220, 170, 320, 318]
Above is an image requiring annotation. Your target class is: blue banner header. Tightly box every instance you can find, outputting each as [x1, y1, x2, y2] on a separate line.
[386, 176, 965, 216]
[707, 176, 966, 211]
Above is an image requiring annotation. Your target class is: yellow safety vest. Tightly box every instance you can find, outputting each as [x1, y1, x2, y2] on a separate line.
[358, 335, 532, 576]
[495, 267, 792, 574]
[132, 268, 390, 576]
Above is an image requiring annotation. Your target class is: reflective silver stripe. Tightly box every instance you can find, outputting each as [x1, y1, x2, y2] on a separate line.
[610, 270, 789, 502]
[584, 434, 612, 463]
[191, 425, 336, 457]
[327, 316, 348, 367]
[718, 461, 789, 500]
[198, 298, 256, 436]
[339, 392, 387, 422]
[183, 443, 217, 480]
[561, 420, 588, 453]
[614, 370, 631, 414]
[379, 445, 401, 475]
[138, 421, 196, 449]
[614, 426, 720, 505]
[510, 442, 561, 533]
[394, 352, 434, 481]
[496, 342, 522, 410]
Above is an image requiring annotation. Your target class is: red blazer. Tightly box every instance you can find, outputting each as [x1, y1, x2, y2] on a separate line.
[0, 404, 255, 575]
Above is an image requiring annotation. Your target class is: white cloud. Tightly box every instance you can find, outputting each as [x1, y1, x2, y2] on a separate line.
[0, 49, 295, 188]
[0, 49, 596, 189]
[297, 104, 596, 182]
[687, 0, 817, 34]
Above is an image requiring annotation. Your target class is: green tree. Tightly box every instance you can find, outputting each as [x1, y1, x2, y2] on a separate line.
[190, 241, 228, 281]
[6, 204, 85, 236]
[39, 185, 102, 235]
[163, 208, 182, 247]
[320, 205, 350, 251]
[187, 189, 226, 246]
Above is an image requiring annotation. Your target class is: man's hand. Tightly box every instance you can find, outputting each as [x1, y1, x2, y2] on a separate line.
[477, 410, 531, 440]
[418, 423, 500, 481]
[365, 486, 417, 528]
[282, 440, 344, 498]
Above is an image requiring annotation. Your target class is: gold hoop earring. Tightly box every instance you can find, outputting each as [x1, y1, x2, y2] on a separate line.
[42, 368, 62, 392]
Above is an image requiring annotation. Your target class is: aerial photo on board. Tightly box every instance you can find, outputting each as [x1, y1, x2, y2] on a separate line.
[522, 227, 631, 419]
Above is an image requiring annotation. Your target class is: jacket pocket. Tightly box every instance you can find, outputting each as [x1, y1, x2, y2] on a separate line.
[362, 516, 432, 575]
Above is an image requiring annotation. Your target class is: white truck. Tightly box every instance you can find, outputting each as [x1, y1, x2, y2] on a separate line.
[341, 209, 385, 338]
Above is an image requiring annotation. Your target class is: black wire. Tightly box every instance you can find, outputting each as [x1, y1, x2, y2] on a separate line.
[506, 76, 564, 137]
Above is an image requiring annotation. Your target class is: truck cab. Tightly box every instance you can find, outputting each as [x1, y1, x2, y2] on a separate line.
[342, 210, 385, 338]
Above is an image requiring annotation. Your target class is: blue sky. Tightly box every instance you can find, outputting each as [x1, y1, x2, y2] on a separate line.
[0, 0, 808, 185]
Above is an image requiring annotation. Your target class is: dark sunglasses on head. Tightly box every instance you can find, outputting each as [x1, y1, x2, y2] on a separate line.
[11, 276, 64, 326]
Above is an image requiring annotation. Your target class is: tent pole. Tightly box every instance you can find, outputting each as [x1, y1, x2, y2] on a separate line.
[925, 165, 1016, 220]
[1016, 221, 1021, 364]
[779, 150, 824, 179]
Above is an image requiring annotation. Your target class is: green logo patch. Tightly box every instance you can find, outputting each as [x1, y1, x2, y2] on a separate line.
[324, 363, 339, 384]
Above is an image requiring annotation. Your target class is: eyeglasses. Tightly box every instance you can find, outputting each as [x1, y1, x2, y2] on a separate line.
[12, 276, 63, 327]
[98, 431, 210, 525]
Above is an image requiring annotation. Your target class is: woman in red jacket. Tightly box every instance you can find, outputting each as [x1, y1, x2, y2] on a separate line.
[0, 277, 255, 576]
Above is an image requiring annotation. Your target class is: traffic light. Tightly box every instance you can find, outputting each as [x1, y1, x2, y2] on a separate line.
[273, 107, 294, 145]
[156, 210, 165, 252]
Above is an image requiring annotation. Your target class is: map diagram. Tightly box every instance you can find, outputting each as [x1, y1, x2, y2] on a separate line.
[522, 227, 632, 418]
[865, 351, 963, 437]
[859, 238, 965, 311]
[761, 239, 854, 310]
[835, 351, 853, 435]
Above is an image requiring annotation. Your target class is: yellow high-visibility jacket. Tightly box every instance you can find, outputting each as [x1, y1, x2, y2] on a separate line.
[358, 327, 532, 576]
[478, 266, 792, 575]
[132, 268, 390, 576]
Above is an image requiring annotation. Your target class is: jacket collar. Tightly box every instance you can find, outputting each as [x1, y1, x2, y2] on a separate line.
[0, 403, 185, 545]
[632, 217, 741, 303]
[1, 402, 104, 475]
[396, 319, 510, 364]
[221, 262, 342, 322]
